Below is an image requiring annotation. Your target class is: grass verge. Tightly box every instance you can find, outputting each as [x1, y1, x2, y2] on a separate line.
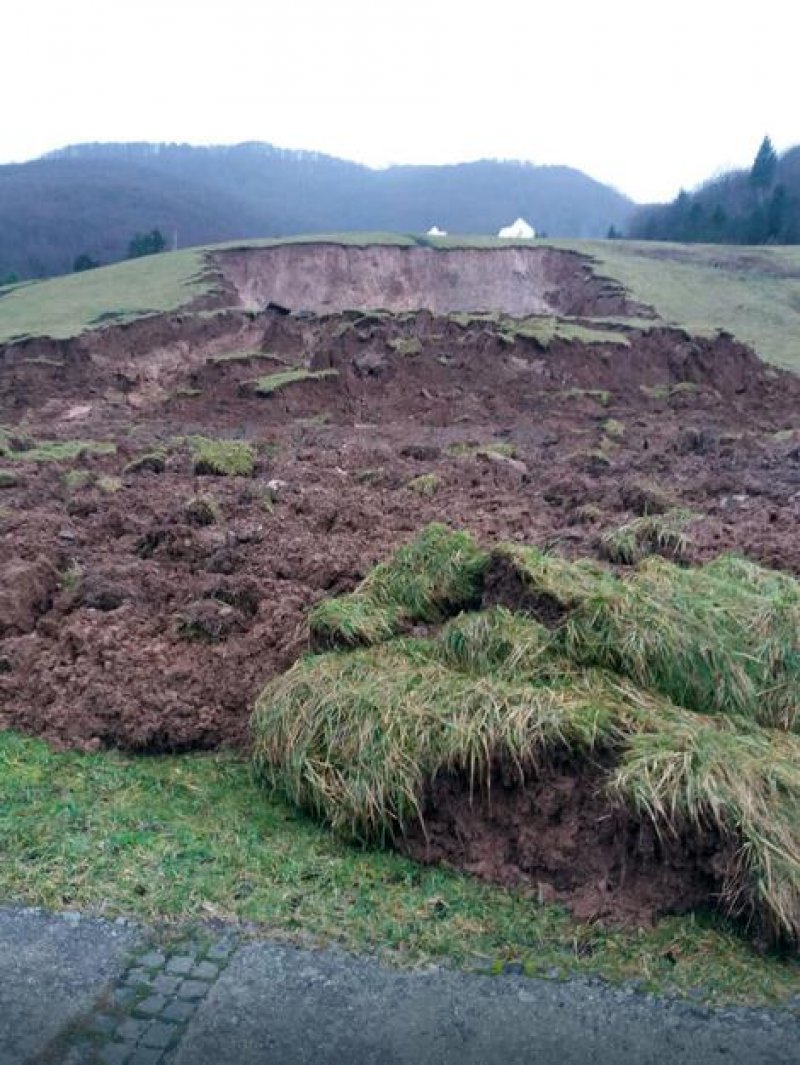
[1, 730, 798, 1005]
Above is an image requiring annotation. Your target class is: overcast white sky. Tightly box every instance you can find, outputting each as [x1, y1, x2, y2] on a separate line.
[5, 0, 798, 203]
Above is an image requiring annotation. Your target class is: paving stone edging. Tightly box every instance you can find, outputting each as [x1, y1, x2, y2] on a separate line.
[52, 927, 240, 1065]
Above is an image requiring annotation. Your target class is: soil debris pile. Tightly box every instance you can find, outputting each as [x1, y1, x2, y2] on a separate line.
[253, 526, 800, 946]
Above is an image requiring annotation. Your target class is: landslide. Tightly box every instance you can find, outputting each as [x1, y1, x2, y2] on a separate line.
[0, 243, 799, 754]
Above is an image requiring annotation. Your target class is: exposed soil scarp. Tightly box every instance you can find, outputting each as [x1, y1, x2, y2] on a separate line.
[401, 762, 731, 927]
[211, 245, 653, 318]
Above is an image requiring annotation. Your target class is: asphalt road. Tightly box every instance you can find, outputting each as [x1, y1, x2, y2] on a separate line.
[2, 907, 798, 1065]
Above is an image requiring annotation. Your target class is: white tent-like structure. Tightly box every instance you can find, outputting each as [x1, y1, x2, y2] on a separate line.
[427, 225, 447, 236]
[498, 217, 536, 239]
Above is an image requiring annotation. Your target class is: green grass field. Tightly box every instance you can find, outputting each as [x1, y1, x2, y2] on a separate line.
[0, 249, 209, 343]
[561, 239, 800, 370]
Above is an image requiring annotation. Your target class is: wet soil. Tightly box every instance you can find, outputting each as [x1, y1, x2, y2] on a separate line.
[401, 760, 733, 928]
[1, 257, 799, 755]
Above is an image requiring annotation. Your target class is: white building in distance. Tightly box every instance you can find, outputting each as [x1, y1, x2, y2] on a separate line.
[427, 225, 447, 236]
[498, 217, 536, 239]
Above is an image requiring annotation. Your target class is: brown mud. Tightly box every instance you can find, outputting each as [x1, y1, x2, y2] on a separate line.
[1, 248, 799, 757]
[400, 760, 733, 928]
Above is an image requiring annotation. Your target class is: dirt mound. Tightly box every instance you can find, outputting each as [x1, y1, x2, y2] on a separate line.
[0, 557, 60, 637]
[212, 244, 652, 317]
[401, 763, 728, 927]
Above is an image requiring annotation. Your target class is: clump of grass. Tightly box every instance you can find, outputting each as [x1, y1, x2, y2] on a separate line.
[60, 561, 82, 594]
[448, 311, 498, 329]
[254, 369, 338, 396]
[477, 442, 518, 460]
[63, 469, 93, 491]
[772, 428, 796, 442]
[493, 545, 800, 730]
[388, 337, 422, 356]
[602, 418, 625, 439]
[568, 447, 613, 471]
[640, 384, 670, 401]
[620, 478, 676, 516]
[189, 436, 255, 477]
[641, 382, 701, 402]
[309, 524, 488, 650]
[571, 503, 604, 525]
[183, 494, 222, 526]
[561, 554, 800, 731]
[501, 317, 556, 346]
[611, 716, 800, 945]
[406, 473, 442, 497]
[485, 543, 612, 622]
[209, 350, 284, 364]
[558, 388, 612, 407]
[448, 441, 517, 459]
[435, 607, 559, 681]
[96, 475, 123, 494]
[253, 637, 642, 844]
[598, 511, 696, 565]
[498, 315, 629, 349]
[255, 530, 800, 947]
[0, 469, 19, 488]
[22, 356, 65, 367]
[6, 439, 115, 463]
[354, 467, 387, 486]
[124, 448, 167, 475]
[555, 321, 631, 346]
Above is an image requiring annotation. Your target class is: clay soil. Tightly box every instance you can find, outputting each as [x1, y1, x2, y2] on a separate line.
[401, 759, 734, 928]
[3, 245, 800, 929]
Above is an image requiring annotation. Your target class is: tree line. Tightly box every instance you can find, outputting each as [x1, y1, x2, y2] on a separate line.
[628, 137, 800, 244]
[72, 229, 167, 273]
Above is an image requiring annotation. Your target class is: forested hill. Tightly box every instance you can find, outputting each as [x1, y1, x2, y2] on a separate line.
[628, 137, 800, 245]
[0, 142, 634, 279]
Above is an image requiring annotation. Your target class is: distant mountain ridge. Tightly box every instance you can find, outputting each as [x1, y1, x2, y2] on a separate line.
[0, 142, 635, 279]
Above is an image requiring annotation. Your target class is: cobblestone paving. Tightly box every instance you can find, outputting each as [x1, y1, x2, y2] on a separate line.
[54, 929, 240, 1065]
